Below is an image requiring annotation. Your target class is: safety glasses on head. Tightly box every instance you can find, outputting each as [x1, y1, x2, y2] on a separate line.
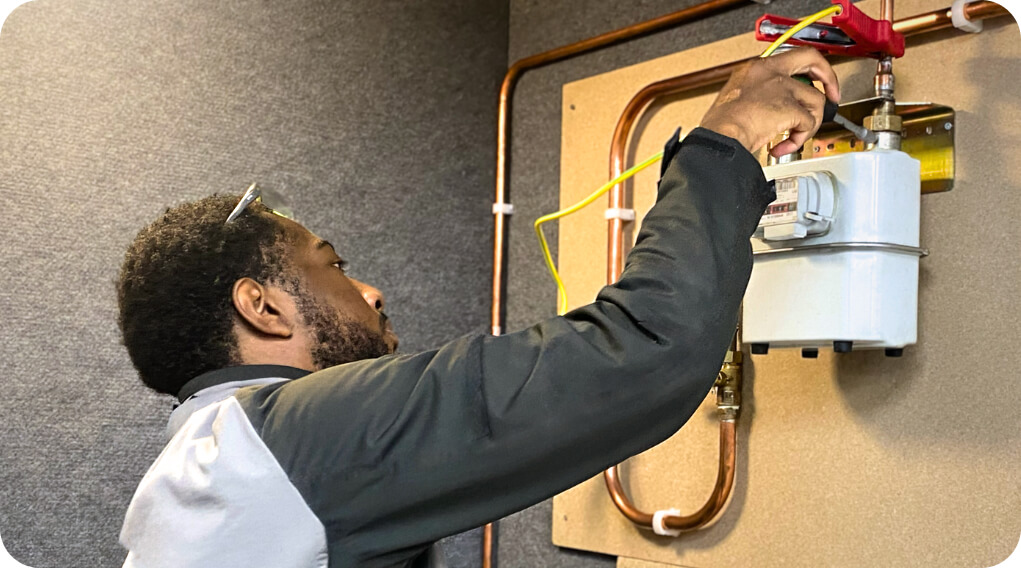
[225, 183, 295, 224]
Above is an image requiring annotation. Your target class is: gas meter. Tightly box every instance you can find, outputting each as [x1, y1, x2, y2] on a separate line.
[742, 149, 925, 357]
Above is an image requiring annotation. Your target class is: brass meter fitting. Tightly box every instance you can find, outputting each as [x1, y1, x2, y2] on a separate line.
[716, 350, 742, 422]
[864, 109, 903, 150]
[863, 111, 902, 133]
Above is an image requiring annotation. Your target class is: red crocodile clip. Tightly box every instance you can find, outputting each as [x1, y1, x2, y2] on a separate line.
[755, 0, 905, 59]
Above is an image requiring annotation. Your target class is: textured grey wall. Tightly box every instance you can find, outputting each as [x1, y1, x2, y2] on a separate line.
[498, 0, 823, 566]
[0, 0, 506, 566]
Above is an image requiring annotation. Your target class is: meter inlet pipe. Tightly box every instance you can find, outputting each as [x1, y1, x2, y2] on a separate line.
[601, 0, 1010, 533]
[486, 0, 751, 563]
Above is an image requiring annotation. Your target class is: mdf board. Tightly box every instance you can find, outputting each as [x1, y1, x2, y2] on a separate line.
[551, 0, 1021, 566]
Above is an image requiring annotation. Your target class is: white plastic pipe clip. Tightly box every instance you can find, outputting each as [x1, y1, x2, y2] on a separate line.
[492, 203, 515, 215]
[651, 508, 683, 537]
[951, 0, 983, 32]
[604, 208, 636, 221]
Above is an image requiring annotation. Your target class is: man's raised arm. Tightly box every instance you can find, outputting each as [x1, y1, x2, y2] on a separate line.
[237, 48, 839, 566]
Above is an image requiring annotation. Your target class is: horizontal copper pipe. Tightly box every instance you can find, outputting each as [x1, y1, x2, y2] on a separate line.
[492, 0, 749, 335]
[602, 0, 1010, 534]
[893, 0, 1008, 34]
[604, 420, 736, 530]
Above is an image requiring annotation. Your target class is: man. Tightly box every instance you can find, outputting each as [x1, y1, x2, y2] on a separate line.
[117, 48, 838, 567]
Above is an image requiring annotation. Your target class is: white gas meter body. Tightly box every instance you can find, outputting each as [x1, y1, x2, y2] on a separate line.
[742, 149, 923, 353]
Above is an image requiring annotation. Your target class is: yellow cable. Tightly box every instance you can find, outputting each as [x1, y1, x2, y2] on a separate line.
[535, 151, 664, 315]
[535, 4, 842, 315]
[759, 4, 842, 58]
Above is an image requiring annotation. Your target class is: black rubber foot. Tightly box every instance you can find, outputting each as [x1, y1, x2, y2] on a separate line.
[751, 343, 769, 355]
[834, 341, 853, 353]
[885, 348, 904, 357]
[802, 348, 819, 359]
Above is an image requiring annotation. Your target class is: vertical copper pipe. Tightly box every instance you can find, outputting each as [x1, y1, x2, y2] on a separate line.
[481, 523, 493, 568]
[492, 0, 750, 335]
[601, 0, 1010, 535]
[881, 0, 894, 23]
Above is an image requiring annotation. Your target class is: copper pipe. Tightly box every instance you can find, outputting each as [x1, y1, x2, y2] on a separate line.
[605, 421, 736, 529]
[491, 0, 749, 335]
[893, 0, 1008, 34]
[882, 0, 894, 23]
[481, 523, 493, 568]
[601, 0, 1010, 533]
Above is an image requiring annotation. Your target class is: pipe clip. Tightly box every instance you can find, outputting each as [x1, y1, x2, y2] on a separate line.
[651, 509, 683, 537]
[951, 0, 983, 33]
[492, 203, 515, 215]
[604, 208, 636, 221]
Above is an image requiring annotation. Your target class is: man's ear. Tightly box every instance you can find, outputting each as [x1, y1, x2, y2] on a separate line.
[231, 278, 295, 339]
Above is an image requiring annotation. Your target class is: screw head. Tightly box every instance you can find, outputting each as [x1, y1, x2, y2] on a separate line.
[944, 122, 953, 130]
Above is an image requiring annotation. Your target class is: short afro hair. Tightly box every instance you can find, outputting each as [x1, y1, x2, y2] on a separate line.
[117, 194, 292, 395]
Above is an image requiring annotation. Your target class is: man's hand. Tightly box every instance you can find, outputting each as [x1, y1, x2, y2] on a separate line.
[701, 47, 840, 158]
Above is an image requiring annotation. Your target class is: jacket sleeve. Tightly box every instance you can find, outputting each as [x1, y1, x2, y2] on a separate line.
[235, 128, 775, 567]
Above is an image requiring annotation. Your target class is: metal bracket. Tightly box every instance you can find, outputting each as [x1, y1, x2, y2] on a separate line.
[809, 98, 956, 194]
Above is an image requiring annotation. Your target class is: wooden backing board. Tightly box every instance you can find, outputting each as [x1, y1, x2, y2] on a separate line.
[551, 1, 1021, 566]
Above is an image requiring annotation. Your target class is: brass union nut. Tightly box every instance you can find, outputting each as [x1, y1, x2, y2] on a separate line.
[864, 113, 903, 133]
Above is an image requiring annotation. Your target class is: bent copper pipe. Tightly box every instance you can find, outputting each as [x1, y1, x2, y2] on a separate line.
[491, 0, 749, 336]
[601, 0, 1010, 533]
[605, 420, 736, 529]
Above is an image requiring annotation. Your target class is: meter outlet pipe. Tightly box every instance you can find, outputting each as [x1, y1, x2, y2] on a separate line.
[601, 0, 1010, 534]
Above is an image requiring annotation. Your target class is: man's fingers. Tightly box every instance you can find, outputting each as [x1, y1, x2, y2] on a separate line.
[770, 47, 840, 103]
[785, 129, 813, 154]
[771, 103, 817, 157]
[789, 78, 826, 129]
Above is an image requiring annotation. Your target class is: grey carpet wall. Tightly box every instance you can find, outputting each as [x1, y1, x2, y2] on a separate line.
[498, 1, 825, 566]
[0, 0, 506, 566]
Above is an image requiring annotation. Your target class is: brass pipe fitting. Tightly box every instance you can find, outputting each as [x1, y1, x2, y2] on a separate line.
[717, 349, 743, 423]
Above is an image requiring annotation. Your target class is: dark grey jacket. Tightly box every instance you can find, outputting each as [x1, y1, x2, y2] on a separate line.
[119, 128, 773, 568]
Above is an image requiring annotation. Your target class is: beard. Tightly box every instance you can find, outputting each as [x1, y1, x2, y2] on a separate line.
[293, 289, 392, 370]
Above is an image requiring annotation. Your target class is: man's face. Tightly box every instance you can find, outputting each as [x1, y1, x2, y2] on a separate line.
[277, 217, 398, 368]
